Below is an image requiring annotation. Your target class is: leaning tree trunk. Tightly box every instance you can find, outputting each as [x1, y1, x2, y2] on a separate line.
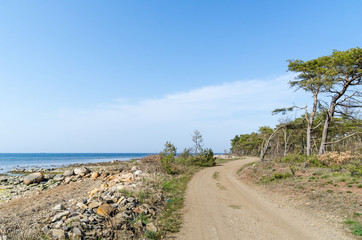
[260, 125, 285, 161]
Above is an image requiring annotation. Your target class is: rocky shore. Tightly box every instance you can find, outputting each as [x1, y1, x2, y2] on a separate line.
[0, 157, 165, 239]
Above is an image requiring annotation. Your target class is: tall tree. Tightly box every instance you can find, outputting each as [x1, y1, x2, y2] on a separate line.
[192, 129, 203, 156]
[319, 47, 362, 154]
[274, 57, 329, 155]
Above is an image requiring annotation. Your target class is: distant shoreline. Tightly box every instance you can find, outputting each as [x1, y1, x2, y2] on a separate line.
[0, 153, 155, 174]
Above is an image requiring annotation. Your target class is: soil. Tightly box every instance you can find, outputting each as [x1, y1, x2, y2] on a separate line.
[176, 157, 354, 240]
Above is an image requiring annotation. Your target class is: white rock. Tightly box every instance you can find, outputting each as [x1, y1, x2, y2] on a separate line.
[134, 170, 143, 176]
[53, 204, 65, 211]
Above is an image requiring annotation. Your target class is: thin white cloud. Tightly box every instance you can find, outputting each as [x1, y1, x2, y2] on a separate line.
[0, 74, 310, 152]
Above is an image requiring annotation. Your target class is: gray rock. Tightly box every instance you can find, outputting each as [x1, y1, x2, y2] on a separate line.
[54, 204, 65, 211]
[134, 170, 143, 176]
[51, 211, 70, 222]
[63, 169, 74, 177]
[54, 220, 64, 229]
[51, 229, 65, 239]
[23, 172, 44, 185]
[72, 226, 83, 236]
[53, 174, 64, 181]
[74, 167, 90, 176]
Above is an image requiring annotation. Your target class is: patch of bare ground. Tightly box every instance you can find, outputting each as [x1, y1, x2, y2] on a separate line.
[239, 160, 361, 238]
[0, 179, 100, 239]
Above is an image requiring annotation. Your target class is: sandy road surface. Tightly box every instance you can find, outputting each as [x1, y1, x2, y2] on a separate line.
[176, 157, 352, 240]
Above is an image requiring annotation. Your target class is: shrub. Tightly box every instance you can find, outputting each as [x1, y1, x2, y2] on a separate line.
[160, 141, 177, 174]
[192, 148, 215, 167]
[280, 153, 306, 163]
[318, 152, 354, 166]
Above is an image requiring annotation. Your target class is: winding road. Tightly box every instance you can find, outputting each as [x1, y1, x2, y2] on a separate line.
[176, 157, 351, 240]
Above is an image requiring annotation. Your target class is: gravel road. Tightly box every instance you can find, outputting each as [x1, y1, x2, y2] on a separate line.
[176, 157, 352, 240]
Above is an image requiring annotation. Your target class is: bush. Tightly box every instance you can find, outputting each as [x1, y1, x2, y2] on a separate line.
[192, 148, 215, 167]
[318, 152, 354, 166]
[280, 153, 306, 163]
[160, 142, 177, 174]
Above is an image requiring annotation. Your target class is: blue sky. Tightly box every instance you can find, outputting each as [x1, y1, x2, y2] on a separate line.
[0, 0, 361, 153]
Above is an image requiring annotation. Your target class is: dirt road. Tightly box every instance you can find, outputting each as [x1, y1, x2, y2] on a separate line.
[176, 157, 352, 240]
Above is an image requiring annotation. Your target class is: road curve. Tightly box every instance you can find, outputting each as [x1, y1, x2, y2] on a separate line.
[175, 157, 351, 240]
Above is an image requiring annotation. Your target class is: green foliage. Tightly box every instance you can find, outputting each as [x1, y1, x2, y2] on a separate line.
[280, 153, 307, 163]
[158, 172, 194, 233]
[230, 133, 263, 155]
[192, 148, 215, 167]
[132, 213, 149, 225]
[344, 219, 362, 236]
[145, 230, 161, 240]
[260, 172, 292, 183]
[160, 141, 177, 174]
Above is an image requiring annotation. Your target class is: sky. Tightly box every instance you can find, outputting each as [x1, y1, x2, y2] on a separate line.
[0, 0, 361, 153]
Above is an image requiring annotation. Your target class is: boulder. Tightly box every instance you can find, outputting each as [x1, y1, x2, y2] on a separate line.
[63, 169, 74, 177]
[53, 174, 64, 181]
[96, 204, 114, 218]
[74, 167, 90, 176]
[23, 172, 44, 185]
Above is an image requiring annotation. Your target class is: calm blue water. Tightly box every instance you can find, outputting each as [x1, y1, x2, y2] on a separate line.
[0, 153, 153, 173]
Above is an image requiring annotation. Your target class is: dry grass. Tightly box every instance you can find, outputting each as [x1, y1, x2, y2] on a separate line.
[239, 159, 361, 236]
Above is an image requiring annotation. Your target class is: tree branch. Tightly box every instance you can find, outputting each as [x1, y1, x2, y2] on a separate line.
[325, 132, 362, 145]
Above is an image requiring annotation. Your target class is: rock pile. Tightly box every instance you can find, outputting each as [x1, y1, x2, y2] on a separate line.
[0, 167, 92, 202]
[43, 167, 161, 239]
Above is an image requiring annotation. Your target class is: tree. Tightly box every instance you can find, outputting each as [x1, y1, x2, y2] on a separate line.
[160, 141, 177, 174]
[318, 47, 362, 154]
[274, 56, 329, 155]
[192, 129, 203, 156]
[259, 124, 291, 161]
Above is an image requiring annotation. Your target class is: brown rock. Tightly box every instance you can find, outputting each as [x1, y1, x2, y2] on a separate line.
[90, 172, 99, 180]
[23, 172, 44, 185]
[87, 201, 100, 209]
[97, 204, 114, 218]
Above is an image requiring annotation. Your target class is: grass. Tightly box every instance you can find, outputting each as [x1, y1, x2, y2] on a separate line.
[157, 167, 198, 234]
[212, 171, 219, 180]
[344, 219, 362, 236]
[236, 161, 255, 175]
[229, 204, 241, 209]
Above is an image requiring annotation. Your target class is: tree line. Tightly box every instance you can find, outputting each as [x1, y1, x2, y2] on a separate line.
[231, 47, 361, 160]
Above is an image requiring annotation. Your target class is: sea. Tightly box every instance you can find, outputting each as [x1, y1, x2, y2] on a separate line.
[0, 153, 153, 174]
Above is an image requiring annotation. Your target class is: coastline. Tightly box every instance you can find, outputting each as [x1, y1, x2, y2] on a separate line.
[0, 155, 164, 239]
[0, 153, 154, 175]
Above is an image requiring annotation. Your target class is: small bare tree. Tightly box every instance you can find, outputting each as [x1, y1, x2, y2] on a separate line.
[192, 129, 203, 156]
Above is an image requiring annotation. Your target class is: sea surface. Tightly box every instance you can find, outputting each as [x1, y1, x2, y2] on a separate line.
[0, 153, 153, 173]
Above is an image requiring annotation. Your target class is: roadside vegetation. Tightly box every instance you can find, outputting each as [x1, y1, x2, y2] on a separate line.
[131, 129, 234, 239]
[232, 47, 361, 237]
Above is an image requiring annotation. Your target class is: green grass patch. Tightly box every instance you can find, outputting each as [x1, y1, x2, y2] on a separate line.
[344, 219, 362, 236]
[236, 162, 255, 175]
[158, 167, 197, 234]
[212, 171, 220, 180]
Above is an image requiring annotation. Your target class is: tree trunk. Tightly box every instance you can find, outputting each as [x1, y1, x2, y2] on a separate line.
[260, 125, 284, 161]
[306, 90, 319, 156]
